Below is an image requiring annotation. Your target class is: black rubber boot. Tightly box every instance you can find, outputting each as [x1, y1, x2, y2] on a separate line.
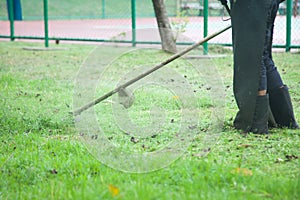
[268, 105, 277, 128]
[251, 95, 269, 134]
[269, 85, 299, 128]
[233, 96, 272, 133]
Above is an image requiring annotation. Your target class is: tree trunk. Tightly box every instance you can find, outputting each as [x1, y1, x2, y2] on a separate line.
[294, 0, 299, 17]
[152, 0, 177, 53]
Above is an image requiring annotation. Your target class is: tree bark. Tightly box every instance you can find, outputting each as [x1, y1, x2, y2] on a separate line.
[152, 0, 177, 53]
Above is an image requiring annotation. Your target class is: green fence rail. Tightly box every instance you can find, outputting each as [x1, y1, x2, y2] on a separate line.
[0, 0, 299, 52]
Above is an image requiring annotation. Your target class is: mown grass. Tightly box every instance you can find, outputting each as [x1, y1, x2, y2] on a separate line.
[0, 41, 299, 200]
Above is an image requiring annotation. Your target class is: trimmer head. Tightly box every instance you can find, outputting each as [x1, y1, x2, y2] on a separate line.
[118, 87, 135, 109]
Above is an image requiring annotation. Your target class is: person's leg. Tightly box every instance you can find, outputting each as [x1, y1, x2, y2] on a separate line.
[265, 0, 298, 128]
[264, 0, 283, 91]
[251, 1, 274, 134]
[251, 0, 285, 133]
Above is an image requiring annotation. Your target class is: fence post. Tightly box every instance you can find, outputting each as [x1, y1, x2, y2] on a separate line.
[102, 0, 106, 19]
[131, 0, 136, 47]
[286, 0, 292, 52]
[43, 0, 49, 47]
[8, 0, 15, 41]
[203, 0, 208, 55]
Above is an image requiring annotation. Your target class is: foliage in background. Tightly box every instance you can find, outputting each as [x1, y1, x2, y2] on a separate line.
[171, 11, 190, 42]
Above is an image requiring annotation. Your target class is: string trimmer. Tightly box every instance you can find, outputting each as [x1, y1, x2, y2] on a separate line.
[72, 24, 231, 116]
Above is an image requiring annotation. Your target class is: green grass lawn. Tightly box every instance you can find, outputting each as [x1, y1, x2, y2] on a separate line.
[0, 41, 299, 200]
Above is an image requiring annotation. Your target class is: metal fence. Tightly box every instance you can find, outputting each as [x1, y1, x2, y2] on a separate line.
[0, 0, 299, 51]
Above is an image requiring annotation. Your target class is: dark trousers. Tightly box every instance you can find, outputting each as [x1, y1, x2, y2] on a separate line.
[259, 0, 284, 91]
